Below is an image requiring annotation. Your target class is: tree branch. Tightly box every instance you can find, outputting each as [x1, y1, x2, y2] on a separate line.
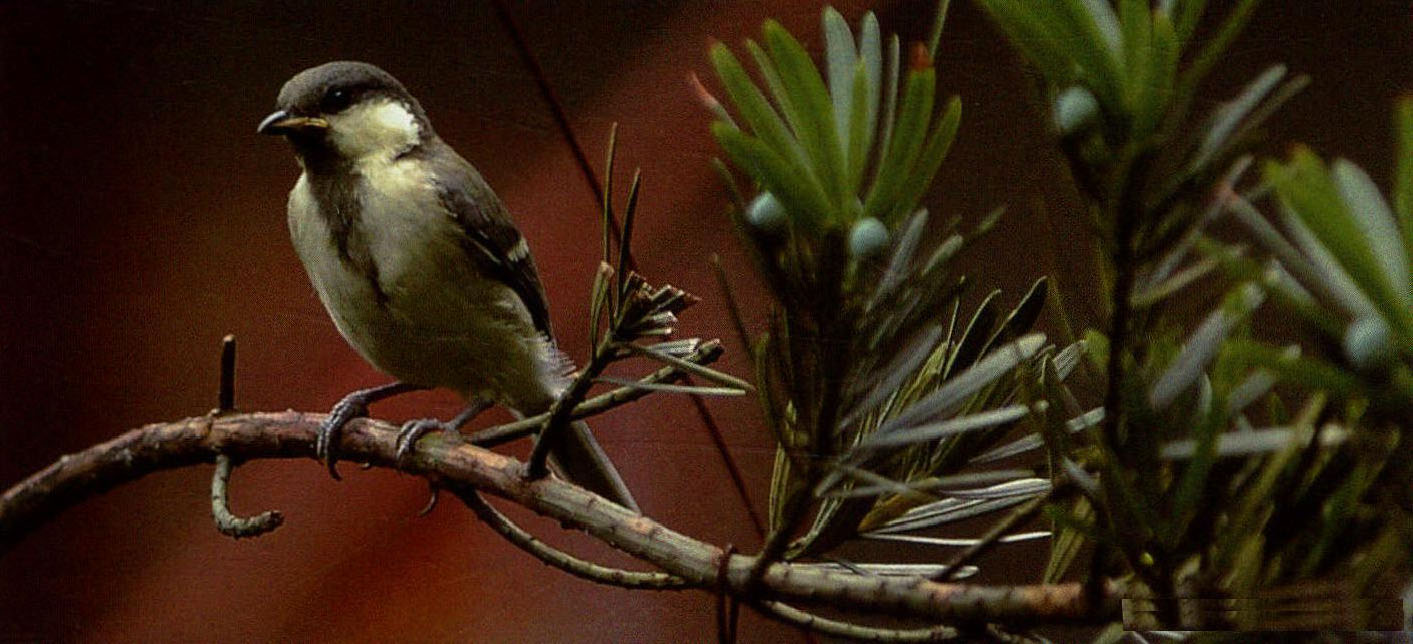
[0, 412, 1120, 626]
[454, 486, 691, 590]
[210, 454, 283, 538]
[754, 601, 960, 641]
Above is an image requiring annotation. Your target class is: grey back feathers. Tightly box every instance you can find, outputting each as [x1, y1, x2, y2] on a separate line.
[417, 139, 555, 338]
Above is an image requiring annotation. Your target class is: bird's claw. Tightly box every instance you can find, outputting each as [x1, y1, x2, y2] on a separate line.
[396, 418, 457, 466]
[417, 483, 441, 517]
[317, 396, 371, 481]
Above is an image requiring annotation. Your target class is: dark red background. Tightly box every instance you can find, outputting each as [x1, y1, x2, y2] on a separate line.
[2, 1, 1409, 640]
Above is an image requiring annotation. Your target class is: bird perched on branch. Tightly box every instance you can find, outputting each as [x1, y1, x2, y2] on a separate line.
[258, 61, 638, 510]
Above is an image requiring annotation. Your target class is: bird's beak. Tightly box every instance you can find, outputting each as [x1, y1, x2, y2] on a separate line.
[257, 110, 329, 135]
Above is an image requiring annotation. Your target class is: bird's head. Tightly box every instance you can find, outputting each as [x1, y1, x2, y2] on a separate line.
[258, 61, 432, 163]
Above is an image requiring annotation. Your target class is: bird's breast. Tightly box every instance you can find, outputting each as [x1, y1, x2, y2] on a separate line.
[286, 166, 556, 405]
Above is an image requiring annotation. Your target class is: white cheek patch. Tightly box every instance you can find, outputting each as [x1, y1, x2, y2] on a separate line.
[329, 99, 421, 161]
[370, 101, 419, 135]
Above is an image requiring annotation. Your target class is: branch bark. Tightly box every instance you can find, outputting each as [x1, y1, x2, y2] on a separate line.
[0, 411, 1120, 626]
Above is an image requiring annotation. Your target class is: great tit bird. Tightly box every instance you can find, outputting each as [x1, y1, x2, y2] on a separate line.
[258, 61, 638, 510]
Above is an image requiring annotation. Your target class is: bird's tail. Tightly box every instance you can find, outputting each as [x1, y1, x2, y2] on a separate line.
[545, 420, 639, 512]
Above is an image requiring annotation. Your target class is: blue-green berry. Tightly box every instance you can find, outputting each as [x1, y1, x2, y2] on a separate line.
[848, 217, 889, 258]
[746, 192, 787, 233]
[1053, 86, 1100, 135]
[1343, 315, 1393, 369]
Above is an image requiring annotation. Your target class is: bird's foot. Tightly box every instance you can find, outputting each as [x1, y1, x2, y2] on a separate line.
[317, 397, 368, 481]
[395, 417, 461, 465]
[395, 397, 492, 466]
[317, 382, 423, 480]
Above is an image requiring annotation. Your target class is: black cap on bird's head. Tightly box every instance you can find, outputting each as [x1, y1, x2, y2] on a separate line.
[258, 61, 433, 155]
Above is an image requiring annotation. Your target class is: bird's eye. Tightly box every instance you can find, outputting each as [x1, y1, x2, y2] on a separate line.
[321, 88, 353, 113]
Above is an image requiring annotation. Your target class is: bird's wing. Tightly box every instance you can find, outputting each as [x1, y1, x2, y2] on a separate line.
[421, 145, 639, 510]
[426, 142, 555, 338]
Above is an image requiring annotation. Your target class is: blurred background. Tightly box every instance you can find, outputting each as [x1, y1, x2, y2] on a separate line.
[1, 0, 1409, 640]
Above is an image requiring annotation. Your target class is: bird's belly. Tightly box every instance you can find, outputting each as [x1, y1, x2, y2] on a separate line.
[288, 178, 555, 406]
[305, 245, 553, 404]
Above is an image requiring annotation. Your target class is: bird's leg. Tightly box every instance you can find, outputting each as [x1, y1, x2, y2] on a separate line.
[395, 396, 494, 465]
[318, 381, 424, 480]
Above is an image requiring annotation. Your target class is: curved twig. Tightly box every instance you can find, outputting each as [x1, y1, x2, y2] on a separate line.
[755, 602, 959, 642]
[455, 486, 690, 590]
[0, 412, 1120, 625]
[210, 454, 284, 538]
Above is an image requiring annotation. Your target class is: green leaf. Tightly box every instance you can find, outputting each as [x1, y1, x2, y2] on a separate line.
[946, 289, 1001, 377]
[982, 276, 1049, 357]
[857, 403, 1035, 450]
[1082, 328, 1110, 371]
[767, 445, 793, 532]
[601, 123, 618, 265]
[1277, 188, 1382, 321]
[874, 34, 902, 185]
[786, 494, 876, 559]
[890, 95, 962, 223]
[709, 157, 747, 211]
[1225, 194, 1359, 328]
[1175, 0, 1263, 104]
[847, 323, 944, 422]
[1150, 283, 1264, 409]
[859, 13, 882, 128]
[619, 342, 754, 391]
[1167, 385, 1222, 548]
[833, 469, 1036, 499]
[1332, 159, 1412, 314]
[763, 19, 847, 212]
[692, 77, 737, 129]
[972, 0, 1078, 89]
[1080, 0, 1122, 57]
[1223, 395, 1325, 549]
[593, 377, 746, 397]
[1191, 65, 1286, 172]
[1044, 496, 1094, 583]
[1225, 340, 1360, 396]
[1141, 8, 1179, 137]
[1131, 253, 1222, 308]
[793, 561, 984, 579]
[1171, 0, 1208, 46]
[873, 209, 930, 307]
[822, 6, 857, 159]
[1119, 0, 1153, 120]
[863, 67, 936, 222]
[744, 39, 796, 121]
[846, 60, 875, 195]
[1395, 96, 1413, 253]
[709, 43, 819, 193]
[1296, 456, 1381, 579]
[588, 261, 612, 343]
[616, 169, 641, 297]
[927, 0, 953, 59]
[712, 122, 831, 229]
[1054, 0, 1124, 106]
[1268, 149, 1412, 333]
[881, 333, 1047, 435]
[1175, 0, 1266, 91]
[1159, 423, 1348, 460]
[710, 43, 792, 158]
[870, 486, 1042, 533]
